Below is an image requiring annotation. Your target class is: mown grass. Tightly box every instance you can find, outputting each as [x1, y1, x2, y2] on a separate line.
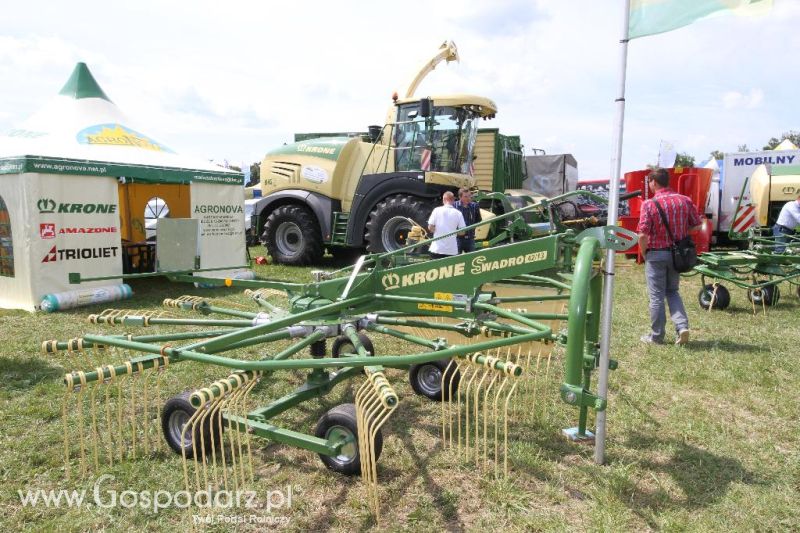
[0, 246, 798, 532]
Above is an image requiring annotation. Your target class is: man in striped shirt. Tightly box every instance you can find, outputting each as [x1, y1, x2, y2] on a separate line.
[637, 168, 702, 345]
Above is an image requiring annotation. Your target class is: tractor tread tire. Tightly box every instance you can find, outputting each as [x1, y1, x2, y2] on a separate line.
[263, 204, 323, 266]
[364, 194, 432, 254]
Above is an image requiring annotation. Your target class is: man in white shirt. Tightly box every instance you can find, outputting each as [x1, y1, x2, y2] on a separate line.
[773, 195, 800, 252]
[427, 191, 466, 258]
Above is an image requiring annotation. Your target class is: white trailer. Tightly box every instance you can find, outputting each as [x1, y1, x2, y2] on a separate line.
[707, 148, 800, 242]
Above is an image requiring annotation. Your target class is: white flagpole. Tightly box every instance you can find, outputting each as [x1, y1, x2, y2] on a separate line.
[595, 0, 631, 465]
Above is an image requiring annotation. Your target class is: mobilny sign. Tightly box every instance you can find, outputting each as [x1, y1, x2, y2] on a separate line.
[38, 198, 117, 215]
[381, 251, 548, 290]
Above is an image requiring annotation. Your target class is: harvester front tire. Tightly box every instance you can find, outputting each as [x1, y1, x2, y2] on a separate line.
[331, 333, 374, 357]
[162, 391, 221, 459]
[747, 284, 780, 306]
[409, 358, 460, 401]
[698, 284, 730, 310]
[365, 195, 432, 253]
[263, 205, 323, 266]
[314, 403, 383, 476]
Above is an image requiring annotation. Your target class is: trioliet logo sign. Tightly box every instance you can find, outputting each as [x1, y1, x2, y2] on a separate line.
[41, 246, 119, 263]
[37, 198, 117, 214]
[381, 251, 549, 291]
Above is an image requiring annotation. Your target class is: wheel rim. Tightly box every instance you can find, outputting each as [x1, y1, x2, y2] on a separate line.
[416, 364, 443, 396]
[700, 290, 712, 306]
[381, 216, 412, 251]
[337, 342, 355, 356]
[325, 425, 357, 465]
[168, 410, 192, 449]
[275, 222, 303, 256]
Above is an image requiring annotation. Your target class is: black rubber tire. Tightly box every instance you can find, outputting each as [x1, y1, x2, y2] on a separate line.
[364, 194, 432, 253]
[698, 284, 730, 310]
[161, 391, 221, 458]
[263, 204, 323, 266]
[747, 284, 780, 306]
[409, 358, 460, 402]
[314, 403, 383, 476]
[331, 333, 374, 357]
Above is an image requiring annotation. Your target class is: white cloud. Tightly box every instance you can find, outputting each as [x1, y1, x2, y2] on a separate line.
[722, 88, 764, 110]
[0, 0, 798, 177]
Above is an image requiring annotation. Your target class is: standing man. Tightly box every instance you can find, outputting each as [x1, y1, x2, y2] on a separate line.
[427, 191, 466, 259]
[637, 168, 702, 346]
[772, 195, 800, 252]
[455, 188, 482, 253]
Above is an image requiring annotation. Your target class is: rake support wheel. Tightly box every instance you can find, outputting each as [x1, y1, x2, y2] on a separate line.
[314, 403, 383, 476]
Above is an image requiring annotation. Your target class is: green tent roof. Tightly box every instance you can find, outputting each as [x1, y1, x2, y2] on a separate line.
[58, 62, 111, 102]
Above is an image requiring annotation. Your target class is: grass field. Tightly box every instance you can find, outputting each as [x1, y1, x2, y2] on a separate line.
[1, 247, 798, 532]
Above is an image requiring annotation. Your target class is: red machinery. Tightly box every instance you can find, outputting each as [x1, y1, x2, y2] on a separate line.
[619, 167, 713, 261]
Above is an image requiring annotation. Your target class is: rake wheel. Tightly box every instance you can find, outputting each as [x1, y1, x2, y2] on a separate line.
[315, 403, 383, 476]
[747, 284, 780, 306]
[698, 284, 730, 310]
[331, 333, 374, 357]
[161, 391, 222, 459]
[409, 358, 460, 401]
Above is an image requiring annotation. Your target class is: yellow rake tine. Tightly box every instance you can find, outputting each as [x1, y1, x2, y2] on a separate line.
[90, 367, 103, 472]
[103, 366, 116, 466]
[503, 380, 519, 478]
[483, 367, 501, 470]
[493, 375, 509, 478]
[62, 374, 73, 480]
[76, 372, 87, 477]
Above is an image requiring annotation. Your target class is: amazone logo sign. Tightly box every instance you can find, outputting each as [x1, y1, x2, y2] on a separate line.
[37, 198, 117, 214]
[381, 251, 549, 291]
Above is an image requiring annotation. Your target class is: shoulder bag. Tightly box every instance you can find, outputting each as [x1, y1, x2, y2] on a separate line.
[653, 199, 697, 273]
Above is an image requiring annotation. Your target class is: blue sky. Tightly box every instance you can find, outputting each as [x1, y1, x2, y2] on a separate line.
[1, 0, 798, 178]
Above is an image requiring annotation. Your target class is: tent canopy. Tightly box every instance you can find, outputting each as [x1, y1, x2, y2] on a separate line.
[0, 63, 242, 185]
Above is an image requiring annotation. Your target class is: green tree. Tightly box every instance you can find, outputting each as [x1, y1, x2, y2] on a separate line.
[710, 150, 724, 160]
[763, 131, 800, 150]
[737, 144, 750, 152]
[675, 152, 695, 167]
[247, 162, 261, 187]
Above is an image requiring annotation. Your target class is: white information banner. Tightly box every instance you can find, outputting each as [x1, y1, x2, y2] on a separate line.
[190, 182, 247, 278]
[28, 173, 122, 304]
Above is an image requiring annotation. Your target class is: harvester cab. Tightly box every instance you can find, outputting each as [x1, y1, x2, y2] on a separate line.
[254, 41, 497, 265]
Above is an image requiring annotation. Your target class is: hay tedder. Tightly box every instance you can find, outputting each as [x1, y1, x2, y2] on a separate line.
[46, 192, 636, 518]
[694, 178, 800, 313]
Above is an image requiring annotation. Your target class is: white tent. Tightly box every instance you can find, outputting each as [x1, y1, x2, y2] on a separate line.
[0, 63, 246, 311]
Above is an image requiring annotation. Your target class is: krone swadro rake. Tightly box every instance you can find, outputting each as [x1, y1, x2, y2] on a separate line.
[48, 201, 635, 518]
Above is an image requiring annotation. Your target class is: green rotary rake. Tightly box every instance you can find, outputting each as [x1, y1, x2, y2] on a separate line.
[46, 194, 636, 519]
[694, 180, 800, 314]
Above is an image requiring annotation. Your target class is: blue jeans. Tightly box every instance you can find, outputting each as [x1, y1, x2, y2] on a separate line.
[772, 224, 793, 253]
[645, 250, 689, 341]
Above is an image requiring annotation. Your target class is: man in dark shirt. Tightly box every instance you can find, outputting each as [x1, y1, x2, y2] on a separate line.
[637, 168, 702, 346]
[454, 188, 482, 253]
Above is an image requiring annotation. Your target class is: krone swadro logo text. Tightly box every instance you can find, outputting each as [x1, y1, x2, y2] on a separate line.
[37, 198, 117, 214]
[380, 251, 549, 291]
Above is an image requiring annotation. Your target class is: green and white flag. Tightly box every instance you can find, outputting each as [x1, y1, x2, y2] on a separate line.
[629, 0, 772, 39]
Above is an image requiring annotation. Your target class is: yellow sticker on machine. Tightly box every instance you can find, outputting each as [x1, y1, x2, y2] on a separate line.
[418, 303, 453, 313]
[434, 292, 453, 300]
